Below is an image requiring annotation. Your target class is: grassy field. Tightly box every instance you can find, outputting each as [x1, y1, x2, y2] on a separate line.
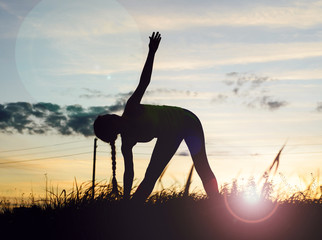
[1, 179, 321, 240]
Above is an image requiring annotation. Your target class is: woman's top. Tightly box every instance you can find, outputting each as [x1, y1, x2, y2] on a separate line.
[122, 104, 200, 142]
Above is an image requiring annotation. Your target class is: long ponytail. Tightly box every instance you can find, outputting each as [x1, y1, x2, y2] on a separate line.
[110, 140, 118, 195]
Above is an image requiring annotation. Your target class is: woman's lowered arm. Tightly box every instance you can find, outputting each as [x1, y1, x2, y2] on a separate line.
[121, 143, 134, 200]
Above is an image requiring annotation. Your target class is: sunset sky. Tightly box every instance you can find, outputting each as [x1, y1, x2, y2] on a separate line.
[0, 0, 321, 199]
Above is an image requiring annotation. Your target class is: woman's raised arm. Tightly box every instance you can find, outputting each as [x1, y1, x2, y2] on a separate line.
[126, 32, 161, 107]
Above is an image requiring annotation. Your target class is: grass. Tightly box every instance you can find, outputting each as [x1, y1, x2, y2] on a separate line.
[0, 178, 321, 240]
[1, 147, 321, 240]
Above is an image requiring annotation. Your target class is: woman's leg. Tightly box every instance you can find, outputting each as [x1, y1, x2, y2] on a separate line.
[132, 136, 183, 202]
[184, 128, 220, 199]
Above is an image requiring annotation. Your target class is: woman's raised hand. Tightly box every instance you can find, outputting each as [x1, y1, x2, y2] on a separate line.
[149, 32, 161, 53]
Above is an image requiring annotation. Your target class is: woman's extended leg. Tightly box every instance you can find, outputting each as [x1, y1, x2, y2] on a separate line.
[132, 136, 183, 202]
[184, 129, 219, 199]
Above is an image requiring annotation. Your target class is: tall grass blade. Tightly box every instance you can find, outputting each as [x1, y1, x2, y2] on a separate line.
[259, 144, 285, 185]
[74, 177, 79, 202]
[157, 164, 170, 189]
[183, 164, 194, 197]
[268, 144, 285, 175]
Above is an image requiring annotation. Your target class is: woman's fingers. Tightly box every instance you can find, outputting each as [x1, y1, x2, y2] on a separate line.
[150, 31, 160, 40]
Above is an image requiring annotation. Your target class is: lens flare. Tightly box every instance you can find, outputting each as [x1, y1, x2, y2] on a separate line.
[223, 192, 279, 224]
[243, 189, 260, 204]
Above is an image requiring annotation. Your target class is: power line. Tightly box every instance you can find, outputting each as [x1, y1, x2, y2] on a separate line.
[0, 149, 321, 168]
[205, 143, 322, 147]
[0, 151, 92, 165]
[99, 141, 321, 149]
[1, 138, 319, 154]
[96, 150, 322, 157]
[0, 139, 88, 153]
[4, 145, 91, 158]
[0, 139, 321, 166]
[283, 151, 322, 155]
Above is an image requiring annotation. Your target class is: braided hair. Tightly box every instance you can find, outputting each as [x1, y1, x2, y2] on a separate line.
[93, 114, 119, 195]
[110, 140, 118, 195]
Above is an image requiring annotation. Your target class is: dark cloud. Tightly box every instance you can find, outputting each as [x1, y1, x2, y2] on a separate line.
[220, 72, 288, 111]
[316, 102, 322, 112]
[80, 88, 197, 104]
[79, 88, 112, 99]
[261, 98, 288, 111]
[115, 92, 133, 100]
[233, 88, 239, 95]
[146, 88, 198, 97]
[176, 151, 189, 156]
[212, 94, 228, 103]
[80, 88, 130, 110]
[224, 72, 272, 96]
[108, 99, 126, 112]
[0, 101, 124, 137]
[248, 96, 288, 111]
[226, 72, 238, 77]
[33, 102, 60, 113]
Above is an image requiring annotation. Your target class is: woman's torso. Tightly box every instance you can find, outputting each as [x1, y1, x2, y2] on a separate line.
[121, 104, 200, 143]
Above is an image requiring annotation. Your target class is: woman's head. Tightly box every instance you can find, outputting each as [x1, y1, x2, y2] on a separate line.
[93, 114, 119, 195]
[93, 114, 121, 143]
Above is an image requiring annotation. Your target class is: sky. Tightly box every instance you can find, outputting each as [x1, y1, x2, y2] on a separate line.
[0, 0, 321, 200]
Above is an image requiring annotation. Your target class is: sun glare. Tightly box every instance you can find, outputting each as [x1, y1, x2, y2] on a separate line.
[243, 190, 261, 205]
[223, 192, 279, 224]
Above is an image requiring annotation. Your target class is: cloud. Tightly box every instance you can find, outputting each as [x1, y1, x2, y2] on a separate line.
[176, 151, 189, 156]
[247, 96, 288, 111]
[129, 0, 322, 30]
[82, 88, 199, 102]
[258, 96, 288, 111]
[212, 94, 228, 103]
[274, 69, 322, 81]
[224, 72, 272, 96]
[156, 41, 322, 74]
[14, 0, 143, 89]
[316, 102, 322, 112]
[0, 101, 125, 137]
[18, 0, 138, 40]
[79, 88, 113, 99]
[146, 88, 198, 98]
[220, 72, 288, 111]
[0, 1, 23, 20]
[224, 72, 271, 86]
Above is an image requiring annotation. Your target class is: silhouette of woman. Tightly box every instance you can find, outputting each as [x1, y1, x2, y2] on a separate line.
[94, 32, 219, 201]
